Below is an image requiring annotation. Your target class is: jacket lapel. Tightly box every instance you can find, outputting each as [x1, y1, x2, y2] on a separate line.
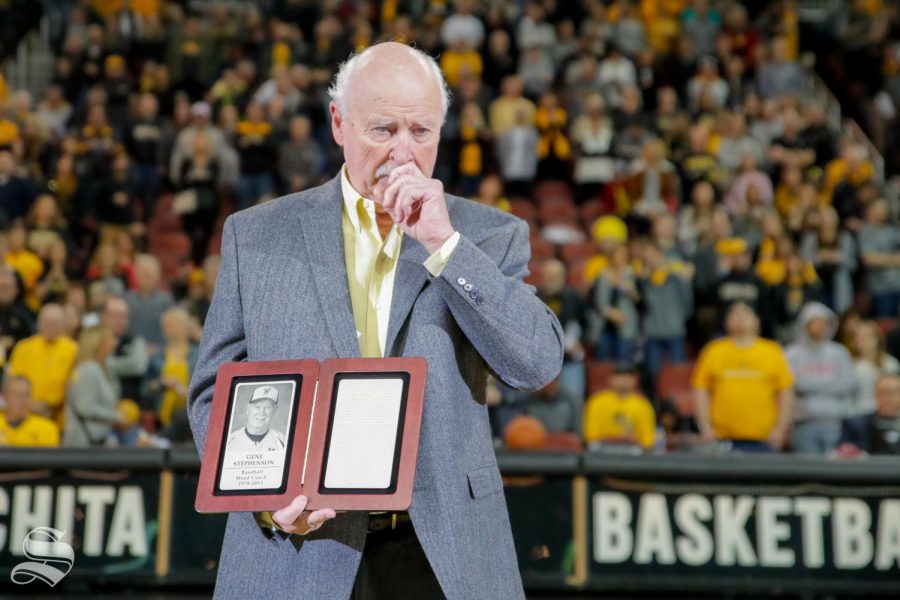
[385, 235, 430, 357]
[297, 175, 361, 359]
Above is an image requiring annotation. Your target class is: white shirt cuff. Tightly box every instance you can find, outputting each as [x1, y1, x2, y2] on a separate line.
[423, 231, 460, 277]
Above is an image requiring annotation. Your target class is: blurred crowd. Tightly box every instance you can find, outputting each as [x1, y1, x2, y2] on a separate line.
[0, 0, 897, 458]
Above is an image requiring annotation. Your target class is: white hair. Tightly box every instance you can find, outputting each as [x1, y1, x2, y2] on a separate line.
[328, 43, 451, 122]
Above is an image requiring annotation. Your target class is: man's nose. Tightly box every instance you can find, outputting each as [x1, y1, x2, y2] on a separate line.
[389, 130, 415, 165]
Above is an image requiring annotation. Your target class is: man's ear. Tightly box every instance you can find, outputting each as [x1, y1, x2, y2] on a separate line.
[330, 101, 344, 147]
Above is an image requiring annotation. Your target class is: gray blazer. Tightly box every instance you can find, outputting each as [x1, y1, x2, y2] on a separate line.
[187, 174, 564, 600]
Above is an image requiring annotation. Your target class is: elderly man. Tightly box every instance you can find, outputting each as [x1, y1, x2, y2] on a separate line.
[101, 295, 149, 405]
[124, 254, 174, 349]
[7, 303, 78, 427]
[188, 42, 563, 599]
[0, 376, 60, 447]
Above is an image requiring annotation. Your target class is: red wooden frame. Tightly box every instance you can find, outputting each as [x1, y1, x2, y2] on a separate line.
[303, 357, 427, 511]
[195, 357, 427, 513]
[195, 360, 319, 513]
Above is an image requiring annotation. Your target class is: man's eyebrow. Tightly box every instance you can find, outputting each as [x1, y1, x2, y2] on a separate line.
[366, 118, 396, 127]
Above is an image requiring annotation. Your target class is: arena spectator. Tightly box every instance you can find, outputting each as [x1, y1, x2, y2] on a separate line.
[0, 150, 35, 222]
[522, 377, 581, 435]
[62, 324, 121, 447]
[94, 152, 139, 244]
[569, 93, 616, 201]
[101, 295, 148, 407]
[7, 303, 77, 428]
[125, 93, 165, 216]
[785, 302, 857, 454]
[142, 307, 197, 428]
[277, 115, 323, 194]
[495, 109, 538, 197]
[841, 373, 900, 456]
[5, 221, 43, 311]
[537, 259, 586, 402]
[693, 302, 794, 452]
[177, 130, 219, 265]
[859, 198, 900, 318]
[124, 254, 174, 348]
[593, 243, 639, 362]
[169, 101, 229, 188]
[0, 265, 34, 356]
[235, 102, 276, 210]
[489, 75, 535, 138]
[34, 84, 72, 136]
[849, 320, 900, 420]
[583, 362, 656, 451]
[712, 238, 767, 333]
[801, 206, 857, 314]
[0, 376, 59, 447]
[638, 241, 693, 392]
[757, 35, 805, 99]
[181, 255, 220, 329]
[681, 0, 721, 57]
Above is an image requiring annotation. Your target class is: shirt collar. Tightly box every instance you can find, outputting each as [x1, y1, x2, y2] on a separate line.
[339, 164, 403, 251]
[340, 164, 374, 234]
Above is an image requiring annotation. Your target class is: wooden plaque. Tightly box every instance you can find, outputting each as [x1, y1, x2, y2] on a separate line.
[195, 357, 427, 513]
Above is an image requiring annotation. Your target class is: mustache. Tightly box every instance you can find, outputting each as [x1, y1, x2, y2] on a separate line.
[374, 161, 398, 179]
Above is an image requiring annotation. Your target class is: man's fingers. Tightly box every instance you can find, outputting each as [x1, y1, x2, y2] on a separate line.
[387, 162, 424, 183]
[382, 174, 418, 210]
[272, 494, 310, 527]
[303, 508, 337, 532]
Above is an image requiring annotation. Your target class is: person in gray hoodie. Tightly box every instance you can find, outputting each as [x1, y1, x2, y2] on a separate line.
[785, 302, 857, 454]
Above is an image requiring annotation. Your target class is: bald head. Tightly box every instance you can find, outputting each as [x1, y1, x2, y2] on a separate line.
[539, 259, 567, 297]
[329, 42, 449, 123]
[37, 303, 65, 341]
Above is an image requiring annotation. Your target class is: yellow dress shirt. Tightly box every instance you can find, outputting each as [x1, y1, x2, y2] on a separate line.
[339, 165, 459, 358]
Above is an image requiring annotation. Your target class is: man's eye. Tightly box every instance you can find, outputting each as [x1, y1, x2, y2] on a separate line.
[374, 127, 391, 134]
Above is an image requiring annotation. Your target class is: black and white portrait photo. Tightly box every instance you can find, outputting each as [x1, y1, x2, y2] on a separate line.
[218, 379, 296, 491]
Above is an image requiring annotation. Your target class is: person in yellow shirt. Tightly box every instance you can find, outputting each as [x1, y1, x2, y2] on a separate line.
[7, 304, 78, 429]
[439, 40, 483, 88]
[5, 222, 45, 312]
[0, 376, 60, 447]
[693, 302, 794, 452]
[583, 362, 656, 450]
[142, 307, 197, 427]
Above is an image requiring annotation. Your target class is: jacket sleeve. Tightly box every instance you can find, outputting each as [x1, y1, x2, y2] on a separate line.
[430, 218, 564, 391]
[187, 216, 247, 455]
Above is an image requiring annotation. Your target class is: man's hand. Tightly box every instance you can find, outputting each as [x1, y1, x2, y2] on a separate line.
[372, 162, 455, 255]
[271, 494, 336, 535]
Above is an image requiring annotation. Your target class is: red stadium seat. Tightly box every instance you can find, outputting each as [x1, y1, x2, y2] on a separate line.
[509, 199, 537, 223]
[579, 199, 606, 226]
[656, 363, 696, 401]
[560, 241, 600, 263]
[543, 431, 584, 452]
[533, 180, 574, 204]
[538, 202, 578, 225]
[586, 361, 615, 396]
[530, 237, 555, 261]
